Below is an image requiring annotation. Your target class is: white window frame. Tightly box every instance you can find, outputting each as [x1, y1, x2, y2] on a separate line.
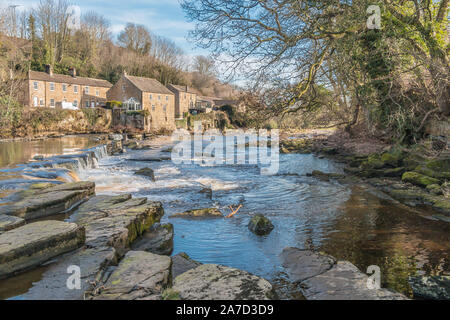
[73, 100, 78, 107]
[33, 82, 38, 90]
[49, 82, 55, 91]
[62, 84, 67, 92]
[74, 85, 78, 93]
[96, 90, 99, 97]
[50, 99, 55, 107]
[85, 86, 89, 94]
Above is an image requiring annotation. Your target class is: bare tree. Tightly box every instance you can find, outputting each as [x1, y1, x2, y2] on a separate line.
[117, 23, 152, 55]
[193, 55, 215, 76]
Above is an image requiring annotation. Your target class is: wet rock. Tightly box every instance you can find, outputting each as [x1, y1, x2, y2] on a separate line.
[302, 261, 408, 300]
[94, 251, 171, 300]
[309, 170, 346, 181]
[171, 208, 223, 219]
[0, 214, 25, 233]
[135, 167, 155, 182]
[33, 155, 44, 161]
[171, 252, 202, 279]
[402, 171, 440, 188]
[108, 140, 123, 155]
[281, 248, 407, 300]
[409, 276, 450, 300]
[0, 221, 85, 279]
[0, 181, 95, 220]
[199, 187, 213, 199]
[248, 214, 274, 236]
[132, 223, 174, 255]
[22, 246, 116, 300]
[169, 264, 274, 300]
[280, 247, 335, 282]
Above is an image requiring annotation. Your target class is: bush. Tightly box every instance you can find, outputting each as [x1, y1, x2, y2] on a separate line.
[106, 101, 123, 109]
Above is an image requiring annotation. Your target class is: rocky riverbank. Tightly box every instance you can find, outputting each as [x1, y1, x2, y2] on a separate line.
[281, 133, 450, 221]
[0, 133, 445, 300]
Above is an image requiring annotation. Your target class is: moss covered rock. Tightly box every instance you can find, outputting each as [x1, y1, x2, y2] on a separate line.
[248, 214, 274, 236]
[402, 172, 441, 188]
[171, 208, 223, 219]
[135, 167, 155, 182]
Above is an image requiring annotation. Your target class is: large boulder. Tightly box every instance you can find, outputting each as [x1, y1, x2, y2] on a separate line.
[280, 248, 407, 300]
[248, 214, 274, 236]
[132, 223, 174, 255]
[169, 264, 275, 300]
[0, 221, 85, 279]
[409, 276, 450, 300]
[94, 251, 171, 300]
[171, 208, 223, 219]
[0, 182, 95, 220]
[135, 167, 155, 182]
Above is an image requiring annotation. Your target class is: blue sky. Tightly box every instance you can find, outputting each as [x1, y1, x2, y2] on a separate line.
[7, 0, 207, 56]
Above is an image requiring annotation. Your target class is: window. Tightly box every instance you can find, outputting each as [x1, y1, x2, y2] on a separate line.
[40, 99, 44, 106]
[33, 82, 38, 90]
[166, 95, 169, 101]
[184, 93, 186, 99]
[123, 98, 141, 111]
[33, 96, 38, 107]
[62, 84, 67, 92]
[122, 85, 126, 91]
[85, 86, 89, 94]
[163, 105, 167, 112]
[85, 101, 89, 108]
[74, 85, 78, 93]
[150, 94, 153, 100]
[96, 90, 99, 97]
[73, 100, 78, 107]
[50, 83, 55, 91]
[158, 95, 161, 100]
[152, 104, 155, 111]
[50, 99, 55, 107]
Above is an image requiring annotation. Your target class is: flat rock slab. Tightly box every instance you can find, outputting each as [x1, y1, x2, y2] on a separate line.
[128, 157, 171, 162]
[21, 246, 116, 300]
[281, 248, 407, 300]
[281, 247, 336, 282]
[170, 264, 274, 300]
[132, 223, 174, 255]
[70, 195, 164, 256]
[94, 251, 171, 300]
[0, 182, 95, 220]
[171, 208, 223, 219]
[0, 221, 85, 279]
[171, 252, 202, 279]
[0, 214, 25, 234]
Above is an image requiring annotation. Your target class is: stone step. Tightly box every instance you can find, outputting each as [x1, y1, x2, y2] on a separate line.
[0, 221, 85, 279]
[0, 182, 95, 220]
[92, 251, 171, 300]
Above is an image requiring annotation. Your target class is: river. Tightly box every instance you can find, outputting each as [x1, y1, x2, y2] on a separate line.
[0, 135, 448, 299]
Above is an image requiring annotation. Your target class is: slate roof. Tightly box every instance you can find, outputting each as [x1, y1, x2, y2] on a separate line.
[167, 84, 198, 94]
[29, 71, 112, 88]
[125, 75, 174, 95]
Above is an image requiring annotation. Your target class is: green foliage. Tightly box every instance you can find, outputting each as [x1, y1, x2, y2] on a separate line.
[106, 101, 123, 109]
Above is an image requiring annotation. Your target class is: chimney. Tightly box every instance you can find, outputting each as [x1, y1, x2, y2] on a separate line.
[45, 64, 53, 76]
[185, 85, 189, 92]
[69, 67, 77, 78]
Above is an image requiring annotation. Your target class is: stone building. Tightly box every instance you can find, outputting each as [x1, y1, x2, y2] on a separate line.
[22, 65, 112, 109]
[167, 84, 197, 119]
[107, 73, 175, 131]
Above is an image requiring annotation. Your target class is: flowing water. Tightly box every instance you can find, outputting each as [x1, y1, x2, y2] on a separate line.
[0, 136, 449, 299]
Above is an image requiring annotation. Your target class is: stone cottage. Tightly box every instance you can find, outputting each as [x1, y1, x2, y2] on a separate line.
[22, 65, 112, 109]
[107, 73, 175, 131]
